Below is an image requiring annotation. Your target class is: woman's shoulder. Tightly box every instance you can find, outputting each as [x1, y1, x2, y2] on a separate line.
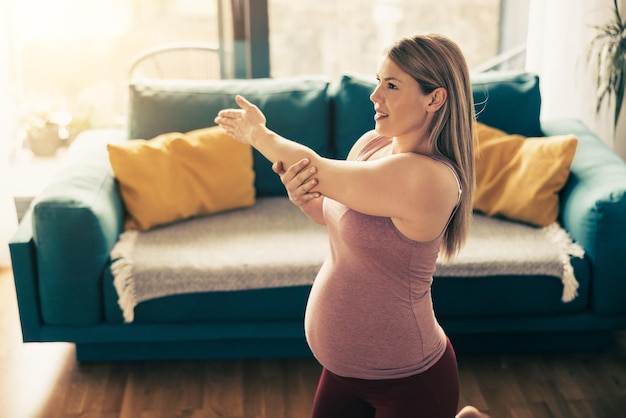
[428, 155, 462, 195]
[346, 130, 384, 161]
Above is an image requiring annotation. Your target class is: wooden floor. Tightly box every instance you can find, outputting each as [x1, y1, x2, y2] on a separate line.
[1, 266, 625, 418]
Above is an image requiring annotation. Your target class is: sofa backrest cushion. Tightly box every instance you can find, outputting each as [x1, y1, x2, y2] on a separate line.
[330, 73, 378, 159]
[128, 77, 332, 196]
[128, 72, 541, 194]
[330, 71, 543, 157]
[471, 71, 543, 137]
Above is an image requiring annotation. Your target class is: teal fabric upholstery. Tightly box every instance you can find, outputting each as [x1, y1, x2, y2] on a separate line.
[330, 71, 543, 160]
[434, 255, 590, 318]
[543, 118, 626, 315]
[330, 73, 378, 159]
[31, 130, 126, 325]
[7, 215, 41, 340]
[9, 71, 626, 360]
[128, 77, 332, 196]
[471, 71, 542, 137]
[103, 264, 311, 323]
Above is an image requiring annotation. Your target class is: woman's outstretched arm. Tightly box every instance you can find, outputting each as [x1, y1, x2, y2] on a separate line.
[215, 95, 459, 241]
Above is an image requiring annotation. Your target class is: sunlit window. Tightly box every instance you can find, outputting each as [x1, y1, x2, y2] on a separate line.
[8, 0, 218, 138]
[4, 0, 506, 159]
[12, 0, 131, 42]
[268, 0, 501, 79]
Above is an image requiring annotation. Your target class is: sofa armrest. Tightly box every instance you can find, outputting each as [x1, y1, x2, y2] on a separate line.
[9, 212, 43, 341]
[30, 129, 126, 325]
[543, 119, 626, 315]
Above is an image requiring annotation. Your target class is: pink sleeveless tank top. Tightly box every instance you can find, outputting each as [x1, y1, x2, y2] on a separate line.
[304, 136, 461, 379]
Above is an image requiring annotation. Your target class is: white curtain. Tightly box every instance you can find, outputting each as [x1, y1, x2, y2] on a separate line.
[526, 0, 623, 158]
[1, 0, 18, 267]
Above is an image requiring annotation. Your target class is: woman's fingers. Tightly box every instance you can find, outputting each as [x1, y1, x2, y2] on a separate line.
[214, 96, 266, 143]
[235, 95, 255, 109]
[233, 95, 266, 124]
[275, 158, 321, 204]
[215, 106, 245, 125]
[272, 161, 285, 175]
[284, 159, 317, 188]
[218, 96, 255, 116]
[291, 170, 320, 202]
[286, 158, 312, 177]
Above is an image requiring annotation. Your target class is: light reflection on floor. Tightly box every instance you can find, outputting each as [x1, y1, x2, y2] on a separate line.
[0, 268, 75, 418]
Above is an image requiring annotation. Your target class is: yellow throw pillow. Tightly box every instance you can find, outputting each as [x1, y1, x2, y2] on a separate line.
[107, 126, 255, 231]
[473, 122, 577, 226]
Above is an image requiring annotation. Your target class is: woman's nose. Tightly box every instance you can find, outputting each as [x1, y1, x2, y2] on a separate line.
[370, 86, 381, 103]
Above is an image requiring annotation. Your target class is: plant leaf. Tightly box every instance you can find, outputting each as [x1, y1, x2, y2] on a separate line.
[588, 0, 626, 127]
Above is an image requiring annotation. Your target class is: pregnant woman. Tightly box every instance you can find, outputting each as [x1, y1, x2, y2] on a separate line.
[216, 32, 482, 418]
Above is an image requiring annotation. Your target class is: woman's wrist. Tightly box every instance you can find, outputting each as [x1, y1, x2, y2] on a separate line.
[245, 125, 269, 148]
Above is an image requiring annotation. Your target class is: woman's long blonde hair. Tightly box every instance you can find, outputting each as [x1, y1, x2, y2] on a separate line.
[387, 33, 475, 260]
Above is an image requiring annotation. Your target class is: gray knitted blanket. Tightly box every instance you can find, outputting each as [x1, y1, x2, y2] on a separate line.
[111, 197, 583, 322]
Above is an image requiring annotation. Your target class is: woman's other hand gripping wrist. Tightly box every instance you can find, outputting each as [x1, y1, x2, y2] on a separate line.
[273, 158, 326, 225]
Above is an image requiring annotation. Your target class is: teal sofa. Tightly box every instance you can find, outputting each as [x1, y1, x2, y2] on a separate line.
[9, 71, 626, 361]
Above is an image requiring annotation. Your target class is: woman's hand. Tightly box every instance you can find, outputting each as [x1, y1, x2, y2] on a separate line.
[273, 158, 322, 207]
[214, 95, 266, 145]
[274, 158, 326, 225]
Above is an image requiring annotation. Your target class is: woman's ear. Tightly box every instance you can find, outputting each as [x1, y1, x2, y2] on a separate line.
[427, 87, 447, 112]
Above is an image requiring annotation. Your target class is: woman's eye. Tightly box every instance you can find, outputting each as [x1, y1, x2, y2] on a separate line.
[375, 78, 397, 90]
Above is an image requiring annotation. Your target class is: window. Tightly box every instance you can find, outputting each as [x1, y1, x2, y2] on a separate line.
[268, 0, 502, 79]
[9, 0, 219, 136]
[5, 0, 518, 152]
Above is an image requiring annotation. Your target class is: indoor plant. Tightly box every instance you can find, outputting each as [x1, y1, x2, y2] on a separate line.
[588, 0, 626, 127]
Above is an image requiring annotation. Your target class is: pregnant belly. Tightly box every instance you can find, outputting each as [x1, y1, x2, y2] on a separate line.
[304, 264, 445, 379]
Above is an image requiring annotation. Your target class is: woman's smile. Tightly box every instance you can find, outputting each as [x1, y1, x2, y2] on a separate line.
[374, 111, 389, 121]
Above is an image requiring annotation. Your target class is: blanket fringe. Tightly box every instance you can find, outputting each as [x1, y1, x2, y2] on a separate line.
[543, 222, 585, 303]
[110, 230, 139, 323]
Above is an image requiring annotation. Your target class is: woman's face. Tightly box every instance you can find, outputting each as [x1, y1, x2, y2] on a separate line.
[370, 57, 435, 148]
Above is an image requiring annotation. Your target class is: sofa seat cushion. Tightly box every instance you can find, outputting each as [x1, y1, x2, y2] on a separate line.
[102, 255, 591, 324]
[433, 253, 590, 319]
[108, 197, 329, 322]
[103, 267, 312, 324]
[104, 199, 590, 324]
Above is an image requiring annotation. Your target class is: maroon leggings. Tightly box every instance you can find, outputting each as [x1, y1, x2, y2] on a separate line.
[311, 338, 459, 418]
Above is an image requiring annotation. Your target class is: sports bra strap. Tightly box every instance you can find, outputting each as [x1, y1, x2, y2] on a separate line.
[356, 135, 392, 161]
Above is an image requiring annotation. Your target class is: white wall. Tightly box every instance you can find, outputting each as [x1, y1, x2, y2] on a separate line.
[1, 0, 18, 267]
[526, 0, 624, 159]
